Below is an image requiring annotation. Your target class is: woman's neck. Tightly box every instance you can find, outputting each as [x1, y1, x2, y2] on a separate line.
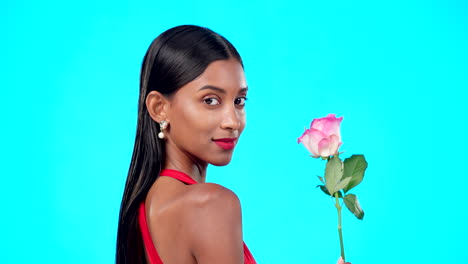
[163, 138, 209, 183]
[163, 156, 207, 184]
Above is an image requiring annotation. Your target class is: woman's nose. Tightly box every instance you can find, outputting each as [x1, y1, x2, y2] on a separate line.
[220, 105, 241, 131]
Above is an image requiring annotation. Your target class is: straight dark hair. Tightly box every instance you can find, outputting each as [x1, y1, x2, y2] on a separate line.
[116, 25, 243, 264]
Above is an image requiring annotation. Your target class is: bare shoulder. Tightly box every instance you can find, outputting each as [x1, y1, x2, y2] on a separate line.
[187, 182, 241, 208]
[183, 183, 244, 263]
[145, 181, 243, 263]
[181, 183, 242, 229]
[147, 181, 241, 223]
[150, 182, 242, 226]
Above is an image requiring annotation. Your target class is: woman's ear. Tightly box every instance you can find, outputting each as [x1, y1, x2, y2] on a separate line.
[146, 91, 170, 123]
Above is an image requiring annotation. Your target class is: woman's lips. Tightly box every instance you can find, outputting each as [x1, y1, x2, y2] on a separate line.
[213, 138, 236, 150]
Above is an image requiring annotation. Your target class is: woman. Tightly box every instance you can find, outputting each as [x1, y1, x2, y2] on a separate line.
[116, 25, 350, 264]
[116, 25, 255, 264]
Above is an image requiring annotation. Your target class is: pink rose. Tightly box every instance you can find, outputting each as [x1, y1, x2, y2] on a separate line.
[297, 114, 343, 158]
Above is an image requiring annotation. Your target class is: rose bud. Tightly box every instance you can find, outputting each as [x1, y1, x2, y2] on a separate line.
[297, 114, 343, 158]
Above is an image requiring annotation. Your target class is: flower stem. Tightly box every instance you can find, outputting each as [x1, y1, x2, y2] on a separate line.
[334, 192, 346, 262]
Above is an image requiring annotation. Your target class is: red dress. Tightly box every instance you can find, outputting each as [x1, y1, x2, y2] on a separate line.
[138, 169, 257, 264]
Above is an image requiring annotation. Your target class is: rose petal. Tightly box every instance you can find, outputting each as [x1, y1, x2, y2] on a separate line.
[311, 114, 343, 140]
[318, 137, 331, 157]
[310, 116, 327, 131]
[298, 128, 326, 157]
[297, 129, 313, 154]
[297, 128, 309, 143]
[311, 114, 337, 131]
[308, 129, 327, 156]
[297, 129, 313, 146]
[328, 134, 342, 156]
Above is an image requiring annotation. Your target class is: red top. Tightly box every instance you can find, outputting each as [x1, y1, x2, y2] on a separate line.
[138, 169, 256, 264]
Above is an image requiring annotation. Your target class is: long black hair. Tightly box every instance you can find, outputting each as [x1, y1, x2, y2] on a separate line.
[116, 25, 243, 264]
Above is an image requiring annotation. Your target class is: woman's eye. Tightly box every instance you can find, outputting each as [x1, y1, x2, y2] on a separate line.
[203, 97, 220, 105]
[235, 97, 247, 106]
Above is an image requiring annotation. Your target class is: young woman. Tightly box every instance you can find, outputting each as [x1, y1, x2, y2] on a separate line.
[116, 25, 256, 264]
[116, 25, 350, 264]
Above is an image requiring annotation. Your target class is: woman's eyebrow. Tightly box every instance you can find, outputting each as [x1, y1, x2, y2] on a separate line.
[198, 85, 226, 94]
[198, 85, 249, 94]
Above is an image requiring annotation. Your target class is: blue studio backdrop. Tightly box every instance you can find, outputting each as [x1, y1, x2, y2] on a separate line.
[2, 0, 467, 263]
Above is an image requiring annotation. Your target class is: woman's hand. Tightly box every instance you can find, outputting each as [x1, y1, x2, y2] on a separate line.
[337, 256, 351, 264]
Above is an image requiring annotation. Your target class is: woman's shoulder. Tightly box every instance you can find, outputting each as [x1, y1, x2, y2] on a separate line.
[179, 183, 244, 261]
[146, 181, 244, 262]
[147, 180, 241, 224]
[188, 182, 240, 207]
[172, 182, 242, 224]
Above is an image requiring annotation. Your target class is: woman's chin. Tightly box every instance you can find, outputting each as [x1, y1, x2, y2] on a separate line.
[209, 156, 233, 167]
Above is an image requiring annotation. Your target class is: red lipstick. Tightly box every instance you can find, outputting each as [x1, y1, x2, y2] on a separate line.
[213, 138, 237, 150]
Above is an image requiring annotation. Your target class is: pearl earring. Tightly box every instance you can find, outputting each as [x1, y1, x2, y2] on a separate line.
[158, 120, 168, 139]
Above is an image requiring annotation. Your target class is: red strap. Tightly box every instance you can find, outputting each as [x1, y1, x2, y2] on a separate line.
[243, 242, 257, 264]
[159, 169, 197, 185]
[138, 202, 163, 264]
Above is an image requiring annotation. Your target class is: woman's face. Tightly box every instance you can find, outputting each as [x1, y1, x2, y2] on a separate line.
[165, 58, 247, 166]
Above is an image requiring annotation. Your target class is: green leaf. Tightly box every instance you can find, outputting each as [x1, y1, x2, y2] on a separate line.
[317, 185, 343, 197]
[343, 155, 368, 193]
[334, 177, 352, 192]
[317, 176, 325, 184]
[344, 194, 365, 220]
[325, 155, 344, 195]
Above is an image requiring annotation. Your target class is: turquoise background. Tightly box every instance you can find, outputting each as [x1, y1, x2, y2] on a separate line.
[2, 0, 467, 263]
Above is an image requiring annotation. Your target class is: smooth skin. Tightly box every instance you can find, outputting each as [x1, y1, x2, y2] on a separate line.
[144, 58, 247, 264]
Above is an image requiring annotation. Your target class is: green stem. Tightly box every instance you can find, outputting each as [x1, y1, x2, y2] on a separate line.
[334, 192, 346, 262]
